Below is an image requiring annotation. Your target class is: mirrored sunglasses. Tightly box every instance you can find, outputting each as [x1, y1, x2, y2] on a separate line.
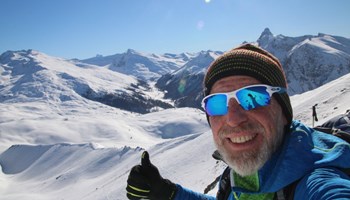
[201, 84, 286, 116]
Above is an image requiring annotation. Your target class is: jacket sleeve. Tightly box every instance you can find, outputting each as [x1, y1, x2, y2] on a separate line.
[174, 184, 216, 200]
[294, 167, 350, 199]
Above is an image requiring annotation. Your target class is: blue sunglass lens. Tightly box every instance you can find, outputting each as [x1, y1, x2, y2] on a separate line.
[205, 94, 227, 116]
[236, 86, 270, 110]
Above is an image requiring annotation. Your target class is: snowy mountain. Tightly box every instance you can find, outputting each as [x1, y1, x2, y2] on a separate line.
[79, 29, 350, 106]
[0, 49, 216, 198]
[0, 49, 217, 199]
[0, 70, 349, 200]
[152, 29, 350, 109]
[82, 49, 192, 81]
[0, 50, 173, 114]
[0, 28, 350, 199]
[257, 28, 350, 95]
[156, 50, 222, 108]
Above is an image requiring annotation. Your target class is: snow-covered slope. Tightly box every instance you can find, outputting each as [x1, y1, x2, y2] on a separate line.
[0, 69, 349, 199]
[0, 50, 139, 103]
[0, 29, 350, 200]
[291, 72, 350, 126]
[82, 49, 191, 81]
[0, 127, 218, 200]
[156, 50, 222, 108]
[257, 28, 350, 95]
[0, 50, 216, 200]
[0, 50, 174, 115]
[153, 29, 350, 109]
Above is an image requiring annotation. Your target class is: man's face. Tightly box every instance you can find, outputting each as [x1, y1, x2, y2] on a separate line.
[209, 75, 287, 176]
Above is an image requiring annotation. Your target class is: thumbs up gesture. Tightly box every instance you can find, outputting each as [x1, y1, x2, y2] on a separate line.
[126, 151, 177, 200]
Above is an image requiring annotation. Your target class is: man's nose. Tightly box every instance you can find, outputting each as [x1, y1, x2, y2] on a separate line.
[226, 98, 248, 127]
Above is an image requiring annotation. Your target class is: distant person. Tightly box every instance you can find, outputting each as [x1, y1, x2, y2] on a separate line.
[126, 44, 350, 199]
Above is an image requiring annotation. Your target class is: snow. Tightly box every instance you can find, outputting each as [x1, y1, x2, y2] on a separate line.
[257, 30, 350, 96]
[0, 50, 219, 199]
[0, 102, 216, 199]
[0, 46, 350, 199]
[291, 72, 350, 126]
[82, 49, 190, 81]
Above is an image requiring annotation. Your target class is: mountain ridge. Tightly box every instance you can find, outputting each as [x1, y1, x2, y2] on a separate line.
[2, 28, 350, 114]
[156, 28, 350, 108]
[1, 28, 350, 199]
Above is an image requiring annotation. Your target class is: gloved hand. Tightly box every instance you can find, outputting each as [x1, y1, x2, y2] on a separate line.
[126, 151, 177, 200]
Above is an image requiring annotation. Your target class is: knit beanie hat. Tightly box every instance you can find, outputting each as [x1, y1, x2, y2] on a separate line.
[204, 43, 293, 125]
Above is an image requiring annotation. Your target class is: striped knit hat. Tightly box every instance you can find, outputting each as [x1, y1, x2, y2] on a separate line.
[204, 43, 293, 125]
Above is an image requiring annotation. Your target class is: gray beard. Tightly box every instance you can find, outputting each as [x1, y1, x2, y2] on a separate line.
[216, 125, 284, 177]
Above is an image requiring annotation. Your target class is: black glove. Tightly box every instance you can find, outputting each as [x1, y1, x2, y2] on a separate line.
[126, 151, 177, 200]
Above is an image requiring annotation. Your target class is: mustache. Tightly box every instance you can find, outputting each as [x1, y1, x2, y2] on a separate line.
[219, 122, 263, 136]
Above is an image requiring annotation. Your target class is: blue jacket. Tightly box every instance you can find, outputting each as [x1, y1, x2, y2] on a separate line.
[174, 120, 350, 200]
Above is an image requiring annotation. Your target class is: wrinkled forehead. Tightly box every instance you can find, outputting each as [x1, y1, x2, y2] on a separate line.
[210, 75, 261, 94]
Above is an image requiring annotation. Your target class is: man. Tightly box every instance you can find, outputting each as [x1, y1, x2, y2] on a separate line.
[126, 44, 350, 199]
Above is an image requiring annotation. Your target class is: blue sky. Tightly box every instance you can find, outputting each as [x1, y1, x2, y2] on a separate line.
[1, 0, 349, 59]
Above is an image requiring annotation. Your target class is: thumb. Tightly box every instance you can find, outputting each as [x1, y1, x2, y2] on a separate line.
[141, 151, 151, 167]
[140, 151, 163, 183]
